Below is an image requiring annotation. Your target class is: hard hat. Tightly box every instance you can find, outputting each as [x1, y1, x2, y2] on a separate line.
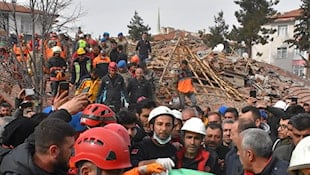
[118, 32, 123, 36]
[288, 136, 310, 172]
[52, 46, 62, 53]
[80, 103, 116, 127]
[171, 109, 182, 121]
[77, 48, 86, 55]
[148, 106, 175, 123]
[70, 127, 131, 170]
[130, 55, 140, 64]
[181, 117, 206, 135]
[273, 100, 287, 110]
[117, 60, 127, 68]
[103, 123, 131, 147]
[108, 62, 117, 71]
[78, 33, 84, 38]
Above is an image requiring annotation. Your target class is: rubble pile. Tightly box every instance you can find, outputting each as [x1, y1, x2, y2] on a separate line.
[147, 33, 310, 109]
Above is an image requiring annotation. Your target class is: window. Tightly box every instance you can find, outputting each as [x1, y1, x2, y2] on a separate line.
[294, 48, 301, 57]
[277, 47, 287, 59]
[21, 17, 32, 34]
[278, 25, 288, 36]
[292, 65, 305, 77]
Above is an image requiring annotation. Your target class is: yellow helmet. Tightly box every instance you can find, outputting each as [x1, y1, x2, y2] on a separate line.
[77, 48, 86, 55]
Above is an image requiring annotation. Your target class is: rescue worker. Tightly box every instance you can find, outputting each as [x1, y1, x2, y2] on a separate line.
[27, 33, 42, 52]
[176, 117, 218, 173]
[46, 46, 67, 96]
[75, 68, 101, 103]
[288, 136, 310, 175]
[70, 127, 166, 175]
[92, 49, 111, 78]
[13, 34, 29, 62]
[80, 103, 116, 128]
[96, 62, 129, 113]
[70, 48, 92, 87]
[176, 60, 197, 109]
[130, 106, 176, 170]
[44, 32, 61, 60]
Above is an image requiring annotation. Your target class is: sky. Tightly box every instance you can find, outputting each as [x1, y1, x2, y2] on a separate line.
[61, 0, 301, 38]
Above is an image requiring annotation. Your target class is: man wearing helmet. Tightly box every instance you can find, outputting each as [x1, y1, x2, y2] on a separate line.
[176, 117, 218, 173]
[97, 62, 129, 113]
[80, 103, 116, 128]
[131, 106, 176, 171]
[70, 127, 131, 175]
[46, 46, 67, 96]
[70, 127, 166, 175]
[288, 136, 310, 175]
[70, 48, 92, 87]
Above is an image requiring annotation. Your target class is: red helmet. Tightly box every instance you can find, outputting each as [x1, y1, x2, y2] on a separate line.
[70, 127, 131, 170]
[80, 103, 116, 127]
[103, 123, 131, 147]
[108, 62, 117, 71]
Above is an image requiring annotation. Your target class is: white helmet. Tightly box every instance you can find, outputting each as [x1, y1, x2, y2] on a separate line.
[171, 109, 182, 121]
[288, 136, 310, 173]
[273, 100, 287, 110]
[52, 46, 62, 53]
[181, 117, 205, 135]
[148, 106, 175, 123]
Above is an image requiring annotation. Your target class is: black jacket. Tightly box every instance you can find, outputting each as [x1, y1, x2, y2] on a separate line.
[97, 74, 128, 107]
[0, 142, 67, 175]
[0, 109, 72, 175]
[136, 40, 151, 59]
[127, 77, 153, 104]
[46, 56, 67, 79]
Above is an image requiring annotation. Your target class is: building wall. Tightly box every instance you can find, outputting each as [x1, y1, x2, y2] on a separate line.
[8, 12, 42, 35]
[252, 18, 308, 77]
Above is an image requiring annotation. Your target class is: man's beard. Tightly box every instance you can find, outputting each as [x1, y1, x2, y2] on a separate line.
[54, 151, 69, 172]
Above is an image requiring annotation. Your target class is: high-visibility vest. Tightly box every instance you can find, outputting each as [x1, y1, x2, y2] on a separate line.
[74, 60, 91, 83]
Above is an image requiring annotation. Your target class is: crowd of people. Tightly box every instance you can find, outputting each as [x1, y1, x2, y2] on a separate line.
[0, 29, 309, 175]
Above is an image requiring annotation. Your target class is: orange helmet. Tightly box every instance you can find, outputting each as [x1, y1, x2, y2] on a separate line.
[80, 103, 116, 127]
[130, 55, 140, 64]
[103, 123, 131, 147]
[70, 127, 131, 170]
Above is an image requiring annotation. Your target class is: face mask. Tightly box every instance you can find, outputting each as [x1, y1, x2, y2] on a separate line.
[153, 133, 171, 145]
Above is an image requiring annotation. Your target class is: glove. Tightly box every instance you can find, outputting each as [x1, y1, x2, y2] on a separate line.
[155, 158, 175, 170]
[124, 102, 129, 108]
[138, 163, 165, 174]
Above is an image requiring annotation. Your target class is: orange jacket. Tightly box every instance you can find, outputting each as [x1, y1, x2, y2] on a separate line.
[13, 44, 29, 62]
[92, 54, 111, 68]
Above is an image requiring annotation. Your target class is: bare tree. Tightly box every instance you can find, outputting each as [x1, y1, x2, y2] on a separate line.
[0, 0, 83, 109]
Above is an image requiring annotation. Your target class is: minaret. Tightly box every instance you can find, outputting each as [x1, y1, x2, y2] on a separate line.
[157, 8, 160, 34]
